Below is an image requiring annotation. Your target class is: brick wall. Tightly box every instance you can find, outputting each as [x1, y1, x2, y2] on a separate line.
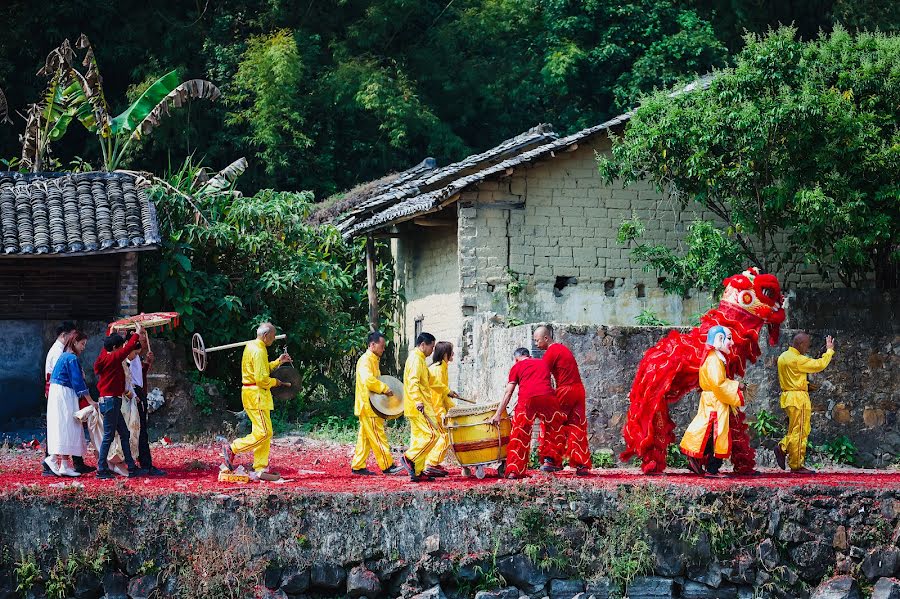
[395, 224, 463, 383]
[0, 255, 121, 320]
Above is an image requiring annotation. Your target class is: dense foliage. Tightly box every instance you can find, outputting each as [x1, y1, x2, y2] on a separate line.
[602, 27, 900, 291]
[2, 0, 891, 198]
[141, 159, 401, 415]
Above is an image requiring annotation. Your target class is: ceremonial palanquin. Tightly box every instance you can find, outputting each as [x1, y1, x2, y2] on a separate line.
[621, 268, 786, 474]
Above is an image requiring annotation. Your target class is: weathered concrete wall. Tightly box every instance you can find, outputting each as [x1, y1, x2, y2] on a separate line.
[0, 319, 106, 426]
[1, 483, 898, 599]
[459, 320, 898, 468]
[396, 224, 463, 382]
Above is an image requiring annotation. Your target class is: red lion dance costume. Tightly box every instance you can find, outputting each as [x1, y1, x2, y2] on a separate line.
[621, 268, 786, 474]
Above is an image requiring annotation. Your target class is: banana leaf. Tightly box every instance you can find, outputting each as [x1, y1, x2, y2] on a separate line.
[109, 70, 182, 135]
[127, 78, 221, 141]
[0, 87, 10, 124]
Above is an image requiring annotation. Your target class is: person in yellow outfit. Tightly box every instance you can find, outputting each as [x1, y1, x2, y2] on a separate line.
[423, 341, 461, 478]
[680, 326, 746, 477]
[222, 323, 291, 481]
[351, 331, 403, 476]
[401, 332, 438, 482]
[775, 333, 835, 474]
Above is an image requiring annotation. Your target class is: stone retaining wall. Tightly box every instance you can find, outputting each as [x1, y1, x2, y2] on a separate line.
[1, 482, 898, 599]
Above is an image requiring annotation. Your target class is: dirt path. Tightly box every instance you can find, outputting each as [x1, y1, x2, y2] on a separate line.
[4, 437, 898, 497]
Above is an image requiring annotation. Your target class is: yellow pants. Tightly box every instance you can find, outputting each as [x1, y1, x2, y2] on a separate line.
[780, 404, 811, 470]
[231, 409, 272, 472]
[351, 415, 393, 471]
[404, 411, 437, 475]
[425, 415, 450, 468]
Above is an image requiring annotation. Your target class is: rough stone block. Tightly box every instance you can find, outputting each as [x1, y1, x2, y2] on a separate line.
[548, 578, 584, 599]
[474, 588, 521, 599]
[281, 566, 311, 594]
[347, 565, 382, 597]
[497, 555, 551, 594]
[626, 576, 675, 598]
[681, 581, 737, 599]
[73, 571, 102, 599]
[126, 575, 158, 599]
[101, 572, 128, 599]
[872, 578, 900, 599]
[411, 585, 448, 599]
[311, 563, 345, 591]
[583, 578, 617, 599]
[810, 575, 861, 599]
[862, 547, 900, 581]
[757, 539, 778, 571]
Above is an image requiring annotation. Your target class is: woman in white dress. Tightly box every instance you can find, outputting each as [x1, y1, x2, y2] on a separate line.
[46, 331, 97, 477]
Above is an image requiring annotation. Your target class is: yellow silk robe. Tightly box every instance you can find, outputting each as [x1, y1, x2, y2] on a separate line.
[403, 348, 436, 474]
[425, 361, 454, 467]
[777, 346, 834, 470]
[232, 339, 281, 471]
[680, 350, 743, 459]
[351, 350, 394, 471]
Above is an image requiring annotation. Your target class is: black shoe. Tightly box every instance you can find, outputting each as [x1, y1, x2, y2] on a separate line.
[96, 470, 115, 480]
[686, 456, 705, 476]
[382, 465, 403, 475]
[128, 467, 147, 478]
[352, 468, 376, 476]
[774, 445, 787, 470]
[575, 467, 591, 476]
[144, 466, 166, 477]
[410, 474, 434, 482]
[540, 458, 562, 473]
[42, 465, 56, 477]
[401, 455, 416, 478]
[423, 467, 448, 477]
[73, 457, 96, 474]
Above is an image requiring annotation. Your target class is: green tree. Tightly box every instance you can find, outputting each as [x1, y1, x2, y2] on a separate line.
[141, 158, 401, 414]
[600, 27, 900, 290]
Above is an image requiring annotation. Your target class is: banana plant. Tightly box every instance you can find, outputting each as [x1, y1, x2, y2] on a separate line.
[22, 34, 221, 172]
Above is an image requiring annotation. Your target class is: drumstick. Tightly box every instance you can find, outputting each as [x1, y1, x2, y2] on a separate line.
[454, 396, 476, 404]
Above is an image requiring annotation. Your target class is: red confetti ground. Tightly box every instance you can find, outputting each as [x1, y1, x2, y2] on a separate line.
[3, 439, 898, 498]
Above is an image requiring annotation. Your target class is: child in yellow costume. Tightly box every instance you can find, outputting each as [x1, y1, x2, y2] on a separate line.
[400, 332, 437, 482]
[351, 331, 402, 476]
[680, 326, 746, 477]
[222, 323, 291, 480]
[775, 333, 835, 474]
[422, 341, 461, 478]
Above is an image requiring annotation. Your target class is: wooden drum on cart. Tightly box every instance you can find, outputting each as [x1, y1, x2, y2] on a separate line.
[445, 402, 511, 479]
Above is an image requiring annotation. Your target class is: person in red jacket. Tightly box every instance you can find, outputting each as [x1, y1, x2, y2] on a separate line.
[93, 323, 144, 479]
[534, 325, 592, 476]
[488, 348, 565, 479]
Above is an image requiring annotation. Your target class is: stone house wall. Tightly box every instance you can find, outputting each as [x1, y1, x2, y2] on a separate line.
[394, 225, 463, 379]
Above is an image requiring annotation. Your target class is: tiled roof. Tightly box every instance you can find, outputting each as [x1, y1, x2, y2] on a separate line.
[332, 124, 559, 237]
[0, 171, 160, 256]
[337, 75, 716, 238]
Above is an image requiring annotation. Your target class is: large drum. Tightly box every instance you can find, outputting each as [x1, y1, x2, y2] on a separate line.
[445, 402, 511, 478]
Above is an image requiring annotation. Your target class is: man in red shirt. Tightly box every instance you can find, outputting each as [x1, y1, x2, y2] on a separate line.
[534, 325, 592, 476]
[488, 348, 565, 479]
[93, 323, 144, 479]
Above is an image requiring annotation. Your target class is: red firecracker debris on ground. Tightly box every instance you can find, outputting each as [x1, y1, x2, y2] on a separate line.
[1, 438, 898, 498]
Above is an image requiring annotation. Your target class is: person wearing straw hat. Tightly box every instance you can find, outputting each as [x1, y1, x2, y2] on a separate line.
[401, 332, 438, 482]
[222, 323, 292, 481]
[422, 341, 461, 478]
[351, 331, 403, 476]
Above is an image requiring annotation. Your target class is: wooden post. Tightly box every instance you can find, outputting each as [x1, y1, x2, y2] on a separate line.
[366, 235, 379, 332]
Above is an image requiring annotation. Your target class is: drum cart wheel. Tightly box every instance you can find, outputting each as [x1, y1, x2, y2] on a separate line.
[497, 461, 506, 478]
[475, 465, 486, 479]
[461, 466, 472, 477]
